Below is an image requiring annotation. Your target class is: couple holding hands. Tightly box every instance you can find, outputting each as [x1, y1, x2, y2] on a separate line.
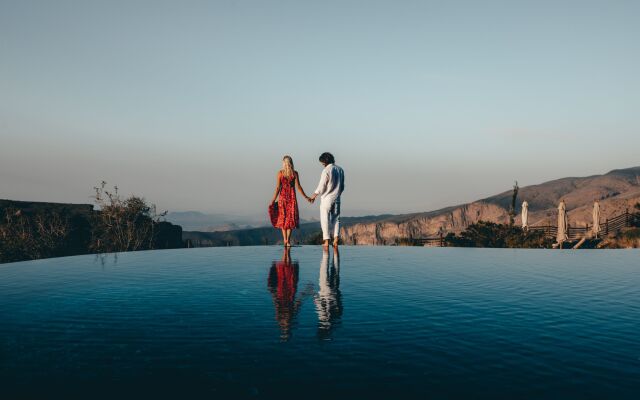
[269, 152, 345, 248]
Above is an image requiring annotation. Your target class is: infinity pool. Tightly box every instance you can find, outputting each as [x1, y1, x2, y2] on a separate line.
[1, 247, 639, 398]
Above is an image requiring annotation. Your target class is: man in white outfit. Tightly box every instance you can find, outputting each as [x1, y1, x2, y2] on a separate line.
[309, 152, 345, 248]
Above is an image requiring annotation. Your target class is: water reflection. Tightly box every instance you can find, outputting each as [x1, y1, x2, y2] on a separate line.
[267, 247, 343, 341]
[267, 247, 303, 341]
[315, 248, 343, 340]
[94, 252, 118, 268]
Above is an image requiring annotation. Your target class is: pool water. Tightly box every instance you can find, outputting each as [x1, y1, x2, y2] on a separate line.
[1, 246, 639, 398]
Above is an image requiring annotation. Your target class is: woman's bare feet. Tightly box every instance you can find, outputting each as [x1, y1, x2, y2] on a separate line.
[333, 238, 339, 248]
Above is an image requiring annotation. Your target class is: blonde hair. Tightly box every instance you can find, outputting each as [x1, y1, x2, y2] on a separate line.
[282, 155, 295, 178]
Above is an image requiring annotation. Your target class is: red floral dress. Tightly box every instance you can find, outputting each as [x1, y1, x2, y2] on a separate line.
[267, 259, 300, 340]
[275, 173, 299, 229]
[273, 261, 298, 305]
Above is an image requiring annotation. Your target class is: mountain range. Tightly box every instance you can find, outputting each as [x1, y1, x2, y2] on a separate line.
[164, 211, 265, 232]
[165, 211, 320, 232]
[183, 166, 640, 246]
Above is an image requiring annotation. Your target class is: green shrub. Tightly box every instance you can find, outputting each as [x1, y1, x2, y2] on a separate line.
[0, 208, 71, 263]
[445, 221, 554, 248]
[621, 228, 640, 240]
[90, 182, 166, 253]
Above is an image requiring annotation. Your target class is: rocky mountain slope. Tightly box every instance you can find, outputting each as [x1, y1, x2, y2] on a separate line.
[341, 167, 640, 245]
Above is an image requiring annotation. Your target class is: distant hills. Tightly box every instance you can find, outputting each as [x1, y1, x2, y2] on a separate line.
[166, 210, 320, 233]
[183, 166, 640, 246]
[182, 214, 393, 246]
[164, 211, 265, 232]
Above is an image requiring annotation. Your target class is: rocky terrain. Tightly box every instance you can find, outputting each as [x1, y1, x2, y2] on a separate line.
[341, 167, 640, 245]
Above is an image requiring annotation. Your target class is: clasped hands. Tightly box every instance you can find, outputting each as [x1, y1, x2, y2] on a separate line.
[271, 195, 317, 205]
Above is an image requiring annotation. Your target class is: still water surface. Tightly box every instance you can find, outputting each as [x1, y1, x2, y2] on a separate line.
[1, 246, 639, 398]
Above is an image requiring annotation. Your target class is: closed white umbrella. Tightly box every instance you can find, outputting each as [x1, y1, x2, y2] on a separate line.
[557, 200, 568, 243]
[521, 201, 529, 229]
[592, 201, 601, 237]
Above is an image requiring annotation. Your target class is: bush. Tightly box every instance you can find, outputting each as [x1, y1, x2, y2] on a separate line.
[633, 203, 640, 227]
[90, 182, 167, 253]
[445, 221, 554, 248]
[599, 228, 640, 249]
[0, 208, 70, 263]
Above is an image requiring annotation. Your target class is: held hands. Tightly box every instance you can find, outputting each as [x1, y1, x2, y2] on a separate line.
[306, 194, 317, 204]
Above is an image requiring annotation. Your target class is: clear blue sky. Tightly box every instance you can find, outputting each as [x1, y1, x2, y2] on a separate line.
[1, 0, 639, 218]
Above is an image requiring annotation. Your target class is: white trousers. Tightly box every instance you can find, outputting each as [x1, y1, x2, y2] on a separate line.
[320, 201, 341, 241]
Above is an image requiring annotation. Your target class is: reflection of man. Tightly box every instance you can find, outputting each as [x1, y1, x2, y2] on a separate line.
[314, 248, 342, 340]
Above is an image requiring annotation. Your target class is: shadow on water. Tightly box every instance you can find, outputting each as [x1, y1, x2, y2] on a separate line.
[315, 247, 343, 340]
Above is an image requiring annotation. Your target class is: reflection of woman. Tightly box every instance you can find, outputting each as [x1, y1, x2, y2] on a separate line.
[267, 248, 302, 341]
[269, 155, 312, 247]
[314, 248, 343, 340]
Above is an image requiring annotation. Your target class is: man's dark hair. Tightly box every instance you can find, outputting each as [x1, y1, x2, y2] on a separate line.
[319, 152, 335, 165]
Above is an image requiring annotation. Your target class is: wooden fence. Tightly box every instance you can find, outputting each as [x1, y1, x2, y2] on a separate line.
[528, 209, 636, 240]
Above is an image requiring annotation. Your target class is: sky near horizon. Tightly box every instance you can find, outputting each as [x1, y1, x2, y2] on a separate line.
[1, 0, 639, 219]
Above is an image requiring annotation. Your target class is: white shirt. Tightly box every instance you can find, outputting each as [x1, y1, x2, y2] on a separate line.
[314, 164, 345, 206]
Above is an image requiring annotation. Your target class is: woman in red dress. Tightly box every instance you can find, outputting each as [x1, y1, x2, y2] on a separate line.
[269, 155, 311, 246]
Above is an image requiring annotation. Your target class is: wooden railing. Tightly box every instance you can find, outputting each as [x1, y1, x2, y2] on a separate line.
[415, 209, 637, 246]
[415, 235, 445, 247]
[529, 209, 635, 240]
